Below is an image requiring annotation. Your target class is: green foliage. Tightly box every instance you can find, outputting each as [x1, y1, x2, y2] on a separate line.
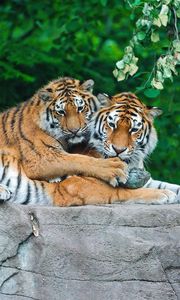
[0, 0, 179, 183]
[114, 0, 180, 91]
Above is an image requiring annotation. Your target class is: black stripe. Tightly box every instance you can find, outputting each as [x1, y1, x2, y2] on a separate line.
[91, 98, 98, 111]
[23, 182, 31, 204]
[16, 170, 22, 190]
[18, 103, 41, 155]
[0, 161, 10, 181]
[56, 87, 66, 92]
[146, 125, 151, 144]
[1, 112, 10, 144]
[46, 108, 50, 122]
[40, 140, 60, 150]
[1, 153, 5, 166]
[26, 99, 35, 113]
[6, 179, 11, 187]
[39, 181, 45, 189]
[157, 183, 162, 189]
[11, 106, 20, 131]
[115, 109, 123, 113]
[35, 98, 41, 106]
[130, 112, 138, 117]
[98, 115, 104, 135]
[176, 187, 180, 195]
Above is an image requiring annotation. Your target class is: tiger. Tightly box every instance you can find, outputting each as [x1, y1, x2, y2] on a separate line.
[0, 151, 177, 206]
[0, 77, 129, 205]
[0, 85, 178, 205]
[87, 92, 180, 203]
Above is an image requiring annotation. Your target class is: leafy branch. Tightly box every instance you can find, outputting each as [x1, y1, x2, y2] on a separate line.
[113, 0, 180, 92]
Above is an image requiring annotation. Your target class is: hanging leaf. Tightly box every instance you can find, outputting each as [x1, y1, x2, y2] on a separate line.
[116, 60, 125, 69]
[160, 4, 169, 16]
[151, 78, 164, 90]
[144, 88, 160, 98]
[113, 69, 118, 77]
[153, 18, 161, 27]
[163, 67, 172, 78]
[156, 71, 164, 82]
[117, 71, 126, 81]
[159, 14, 168, 26]
[137, 31, 146, 41]
[129, 64, 138, 76]
[151, 32, 160, 42]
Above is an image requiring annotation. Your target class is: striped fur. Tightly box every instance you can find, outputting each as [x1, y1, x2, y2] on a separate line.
[0, 85, 178, 205]
[144, 178, 180, 200]
[0, 154, 52, 205]
[89, 92, 180, 202]
[0, 77, 129, 205]
[90, 92, 162, 168]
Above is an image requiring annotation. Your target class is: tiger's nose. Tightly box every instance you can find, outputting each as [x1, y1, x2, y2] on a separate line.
[69, 128, 80, 134]
[112, 145, 127, 154]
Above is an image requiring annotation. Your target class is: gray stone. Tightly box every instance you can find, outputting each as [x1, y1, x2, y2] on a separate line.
[121, 168, 151, 189]
[0, 203, 180, 300]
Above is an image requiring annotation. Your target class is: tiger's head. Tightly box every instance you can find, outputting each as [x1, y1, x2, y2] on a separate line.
[90, 92, 162, 168]
[35, 77, 105, 145]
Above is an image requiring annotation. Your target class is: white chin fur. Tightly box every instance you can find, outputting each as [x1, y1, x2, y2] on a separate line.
[68, 136, 84, 144]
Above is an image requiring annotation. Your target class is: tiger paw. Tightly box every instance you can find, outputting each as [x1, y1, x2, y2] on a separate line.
[120, 168, 151, 189]
[96, 157, 128, 187]
[152, 190, 177, 204]
[0, 184, 12, 201]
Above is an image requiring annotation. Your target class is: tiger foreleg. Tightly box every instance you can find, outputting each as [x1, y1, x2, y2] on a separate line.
[50, 176, 177, 206]
[23, 153, 128, 187]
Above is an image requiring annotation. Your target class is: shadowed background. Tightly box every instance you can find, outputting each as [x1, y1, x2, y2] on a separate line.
[0, 0, 179, 183]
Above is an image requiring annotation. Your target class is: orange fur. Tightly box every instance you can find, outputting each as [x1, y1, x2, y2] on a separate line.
[0, 77, 126, 183]
[46, 92, 176, 206]
[0, 87, 176, 206]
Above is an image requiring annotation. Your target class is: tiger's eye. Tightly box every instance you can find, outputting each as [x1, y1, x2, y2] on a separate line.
[131, 128, 139, 133]
[78, 106, 83, 112]
[109, 122, 115, 128]
[58, 110, 65, 115]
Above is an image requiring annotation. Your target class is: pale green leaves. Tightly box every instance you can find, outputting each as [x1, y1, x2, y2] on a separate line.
[114, 1, 179, 92]
[153, 18, 162, 27]
[151, 55, 179, 89]
[151, 79, 164, 90]
[153, 4, 169, 27]
[113, 46, 139, 81]
[151, 32, 160, 42]
[116, 60, 125, 69]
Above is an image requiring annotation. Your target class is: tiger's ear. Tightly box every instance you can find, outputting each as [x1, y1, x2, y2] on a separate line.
[97, 93, 111, 107]
[38, 88, 52, 101]
[147, 106, 163, 118]
[81, 79, 94, 92]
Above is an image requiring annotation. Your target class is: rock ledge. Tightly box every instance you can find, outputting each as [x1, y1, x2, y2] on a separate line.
[0, 203, 180, 300]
